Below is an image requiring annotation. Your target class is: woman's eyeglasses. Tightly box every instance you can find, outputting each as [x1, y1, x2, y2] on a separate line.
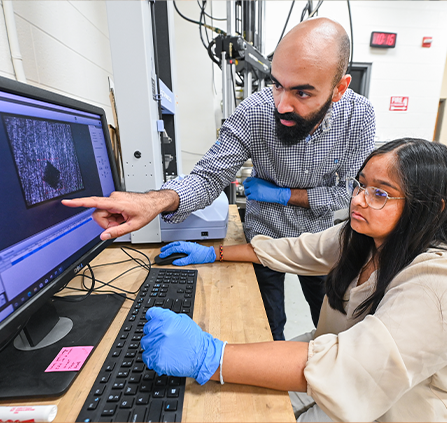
[346, 177, 405, 210]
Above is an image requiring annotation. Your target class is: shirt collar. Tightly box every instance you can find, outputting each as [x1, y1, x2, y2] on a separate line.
[306, 102, 334, 143]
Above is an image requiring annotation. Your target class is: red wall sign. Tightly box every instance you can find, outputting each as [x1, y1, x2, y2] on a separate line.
[390, 96, 409, 111]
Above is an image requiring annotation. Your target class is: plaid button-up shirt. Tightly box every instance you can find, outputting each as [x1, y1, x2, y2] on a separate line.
[162, 88, 375, 241]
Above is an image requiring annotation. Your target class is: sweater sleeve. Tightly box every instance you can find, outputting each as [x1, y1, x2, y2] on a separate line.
[250, 224, 342, 275]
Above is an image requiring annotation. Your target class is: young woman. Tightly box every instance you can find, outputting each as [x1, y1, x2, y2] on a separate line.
[141, 138, 447, 422]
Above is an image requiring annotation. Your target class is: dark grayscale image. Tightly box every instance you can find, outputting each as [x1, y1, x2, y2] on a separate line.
[4, 116, 84, 206]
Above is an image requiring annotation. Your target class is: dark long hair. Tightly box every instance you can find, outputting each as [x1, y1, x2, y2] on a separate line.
[326, 138, 447, 317]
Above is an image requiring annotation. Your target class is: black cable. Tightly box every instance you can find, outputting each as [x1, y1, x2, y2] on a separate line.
[173, 0, 226, 35]
[55, 247, 152, 302]
[54, 264, 96, 302]
[198, 2, 208, 50]
[308, 0, 324, 18]
[202, 3, 211, 46]
[207, 37, 222, 67]
[120, 246, 152, 272]
[231, 65, 237, 108]
[276, 1, 295, 47]
[197, 0, 226, 21]
[346, 0, 354, 74]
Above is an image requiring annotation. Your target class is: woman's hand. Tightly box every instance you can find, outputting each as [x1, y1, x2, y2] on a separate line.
[159, 241, 216, 266]
[141, 308, 223, 385]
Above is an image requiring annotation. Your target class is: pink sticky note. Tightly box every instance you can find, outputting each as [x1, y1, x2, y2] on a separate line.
[45, 346, 94, 372]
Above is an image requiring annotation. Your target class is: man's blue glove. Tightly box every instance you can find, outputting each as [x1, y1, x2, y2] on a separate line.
[141, 307, 224, 385]
[159, 241, 216, 266]
[243, 177, 291, 206]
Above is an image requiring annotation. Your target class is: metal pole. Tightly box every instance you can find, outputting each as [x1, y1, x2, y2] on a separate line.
[244, 70, 252, 98]
[222, 51, 229, 120]
[226, 1, 235, 115]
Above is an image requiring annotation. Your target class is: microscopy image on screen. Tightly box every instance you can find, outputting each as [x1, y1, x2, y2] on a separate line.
[3, 115, 84, 207]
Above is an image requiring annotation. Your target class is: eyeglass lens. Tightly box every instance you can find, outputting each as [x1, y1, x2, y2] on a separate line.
[347, 179, 388, 209]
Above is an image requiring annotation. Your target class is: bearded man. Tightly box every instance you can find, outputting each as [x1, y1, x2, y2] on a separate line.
[64, 17, 375, 340]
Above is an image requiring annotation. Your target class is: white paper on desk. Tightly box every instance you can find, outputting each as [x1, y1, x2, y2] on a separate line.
[0, 405, 57, 422]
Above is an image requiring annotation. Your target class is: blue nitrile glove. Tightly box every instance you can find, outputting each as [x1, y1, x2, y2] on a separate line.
[243, 177, 291, 206]
[159, 241, 216, 266]
[141, 307, 224, 385]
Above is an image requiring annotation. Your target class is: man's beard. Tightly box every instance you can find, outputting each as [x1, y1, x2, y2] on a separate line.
[274, 95, 333, 146]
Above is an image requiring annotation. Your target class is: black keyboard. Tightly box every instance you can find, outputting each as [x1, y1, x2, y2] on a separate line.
[76, 267, 198, 423]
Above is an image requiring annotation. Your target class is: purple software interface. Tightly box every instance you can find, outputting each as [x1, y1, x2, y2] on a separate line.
[0, 89, 116, 327]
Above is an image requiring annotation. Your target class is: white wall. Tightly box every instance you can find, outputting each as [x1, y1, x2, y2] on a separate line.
[0, 1, 113, 122]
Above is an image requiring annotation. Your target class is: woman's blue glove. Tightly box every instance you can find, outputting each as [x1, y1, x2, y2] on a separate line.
[141, 307, 224, 385]
[243, 177, 291, 206]
[159, 241, 216, 266]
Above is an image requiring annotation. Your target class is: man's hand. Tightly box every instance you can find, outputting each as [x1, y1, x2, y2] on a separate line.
[243, 177, 291, 206]
[62, 190, 179, 240]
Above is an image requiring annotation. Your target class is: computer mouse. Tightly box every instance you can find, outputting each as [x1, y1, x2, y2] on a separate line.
[154, 252, 188, 266]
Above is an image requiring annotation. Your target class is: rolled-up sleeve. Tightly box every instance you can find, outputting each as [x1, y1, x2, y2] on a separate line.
[251, 224, 342, 275]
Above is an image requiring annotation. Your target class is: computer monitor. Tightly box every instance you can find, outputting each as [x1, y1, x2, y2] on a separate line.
[0, 76, 124, 399]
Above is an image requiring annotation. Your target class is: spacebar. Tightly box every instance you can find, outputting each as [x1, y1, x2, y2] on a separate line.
[147, 399, 164, 422]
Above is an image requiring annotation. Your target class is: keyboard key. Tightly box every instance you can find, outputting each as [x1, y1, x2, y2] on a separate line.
[136, 393, 150, 405]
[106, 392, 121, 402]
[165, 400, 178, 411]
[100, 374, 110, 383]
[124, 385, 137, 395]
[87, 397, 101, 409]
[114, 410, 130, 422]
[155, 375, 168, 386]
[130, 406, 147, 422]
[144, 370, 156, 380]
[129, 374, 141, 383]
[167, 387, 179, 398]
[112, 381, 124, 390]
[147, 399, 164, 422]
[153, 388, 165, 398]
[105, 363, 115, 372]
[140, 382, 152, 392]
[93, 386, 105, 396]
[119, 398, 134, 408]
[132, 364, 145, 373]
[101, 406, 116, 416]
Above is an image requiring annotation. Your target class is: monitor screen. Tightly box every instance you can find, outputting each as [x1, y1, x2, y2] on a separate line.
[0, 76, 124, 399]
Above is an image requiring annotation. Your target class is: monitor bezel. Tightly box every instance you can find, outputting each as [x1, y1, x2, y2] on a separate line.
[0, 75, 122, 350]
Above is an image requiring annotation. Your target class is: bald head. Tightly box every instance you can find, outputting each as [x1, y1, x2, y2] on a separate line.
[275, 17, 350, 86]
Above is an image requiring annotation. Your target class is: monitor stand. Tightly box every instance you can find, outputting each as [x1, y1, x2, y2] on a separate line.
[0, 293, 125, 399]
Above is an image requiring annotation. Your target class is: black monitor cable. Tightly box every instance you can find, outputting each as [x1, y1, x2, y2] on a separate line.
[53, 264, 96, 302]
[55, 247, 152, 303]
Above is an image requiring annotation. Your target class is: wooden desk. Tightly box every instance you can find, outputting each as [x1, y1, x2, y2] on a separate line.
[1, 206, 295, 422]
